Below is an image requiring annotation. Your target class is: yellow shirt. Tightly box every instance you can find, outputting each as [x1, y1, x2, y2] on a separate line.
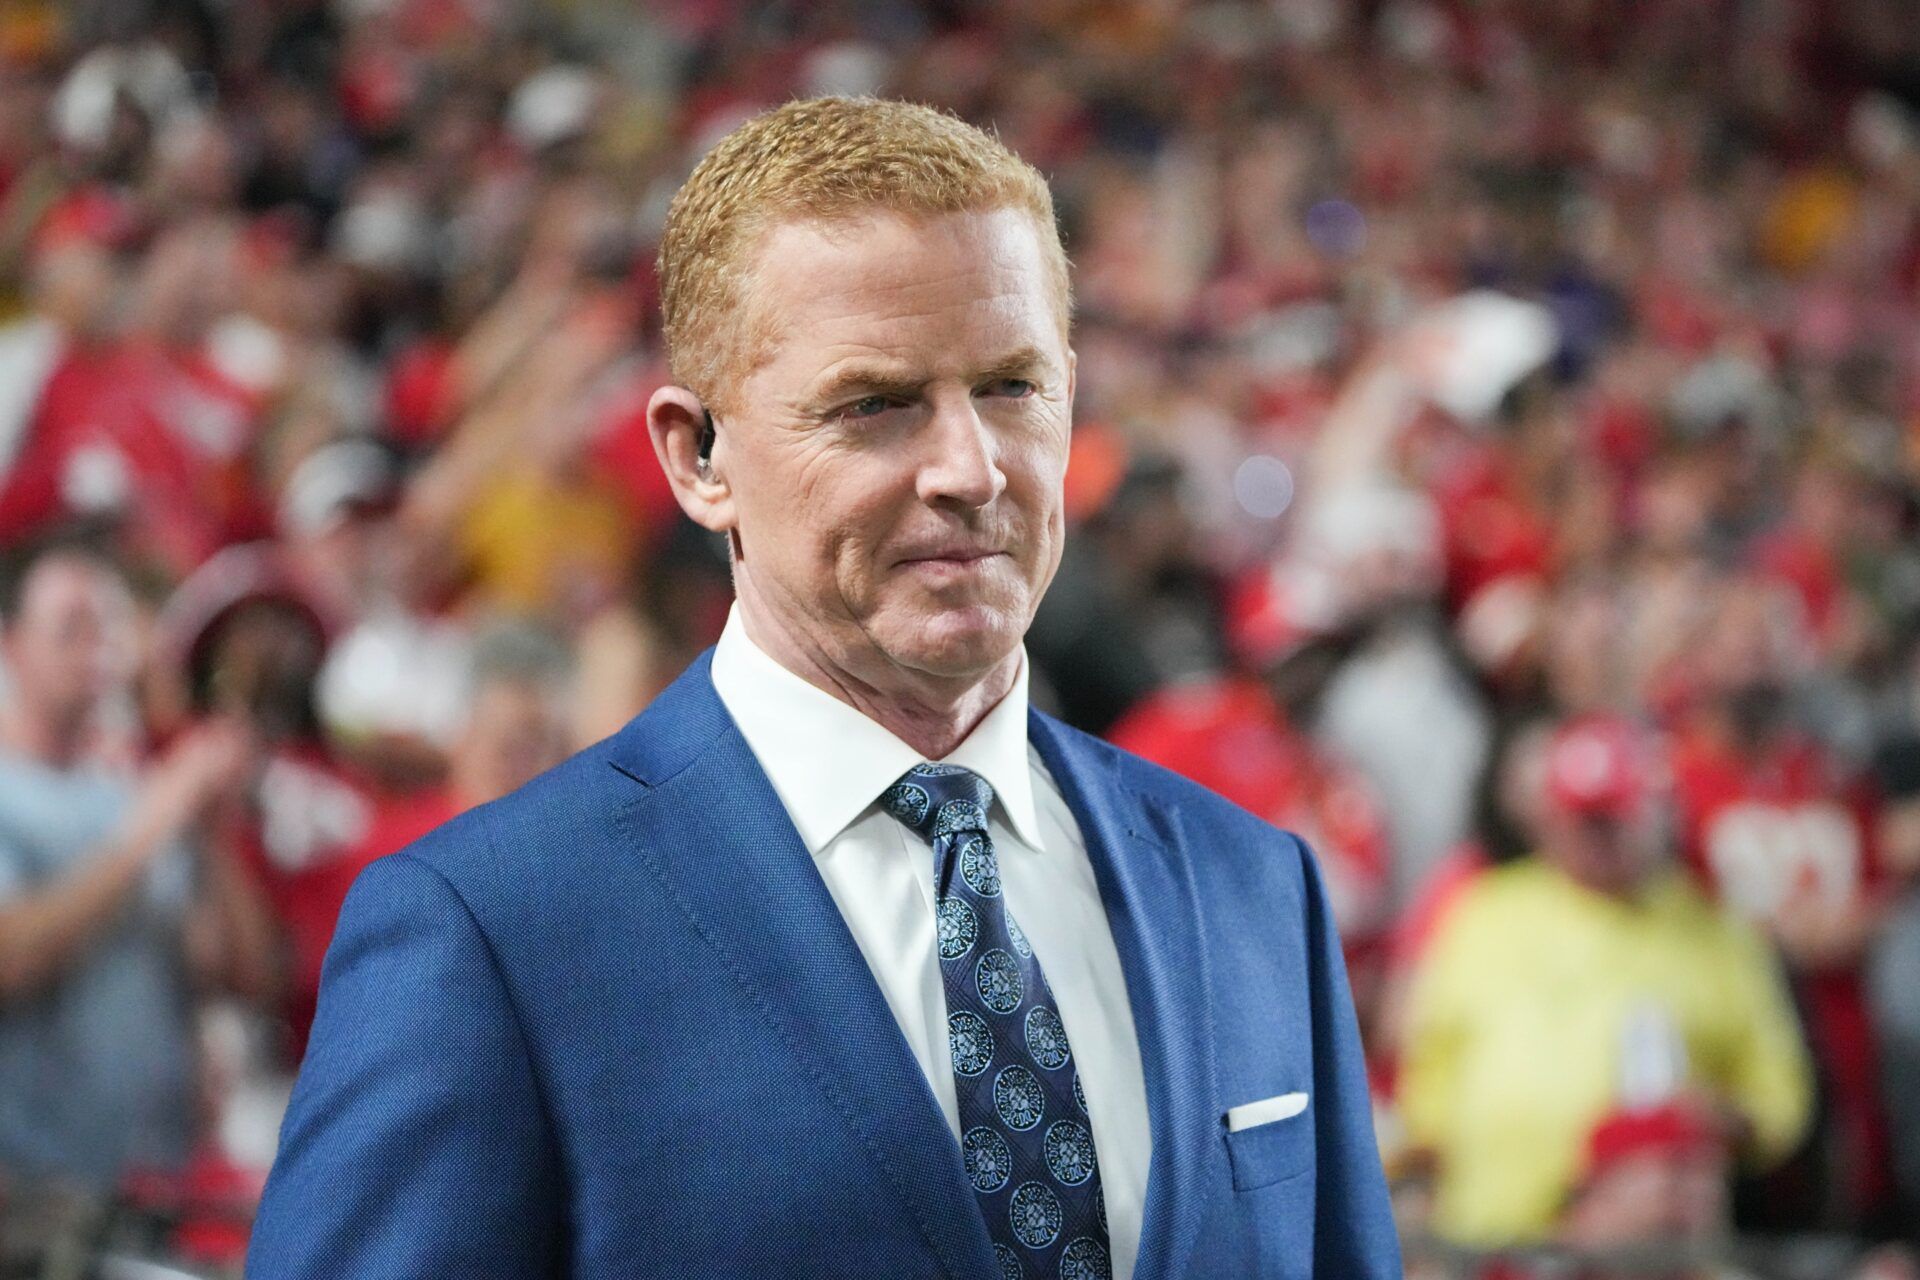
[1398, 858, 1812, 1245]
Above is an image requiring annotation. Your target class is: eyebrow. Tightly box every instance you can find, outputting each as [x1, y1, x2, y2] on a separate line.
[805, 345, 1055, 413]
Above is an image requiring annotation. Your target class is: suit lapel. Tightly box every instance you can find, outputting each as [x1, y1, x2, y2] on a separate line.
[1029, 711, 1221, 1280]
[608, 662, 997, 1280]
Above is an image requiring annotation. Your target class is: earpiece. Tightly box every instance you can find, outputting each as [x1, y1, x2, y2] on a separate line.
[696, 408, 717, 477]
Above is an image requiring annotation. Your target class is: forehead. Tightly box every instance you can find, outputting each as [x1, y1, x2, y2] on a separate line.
[14, 557, 124, 623]
[738, 207, 1066, 390]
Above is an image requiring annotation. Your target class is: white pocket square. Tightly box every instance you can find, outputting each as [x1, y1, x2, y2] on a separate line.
[1225, 1091, 1309, 1132]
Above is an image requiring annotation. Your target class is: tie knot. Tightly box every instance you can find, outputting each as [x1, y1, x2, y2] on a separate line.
[880, 763, 995, 842]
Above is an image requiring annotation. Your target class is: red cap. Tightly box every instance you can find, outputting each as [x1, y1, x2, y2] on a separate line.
[1584, 1100, 1723, 1177]
[1543, 714, 1656, 819]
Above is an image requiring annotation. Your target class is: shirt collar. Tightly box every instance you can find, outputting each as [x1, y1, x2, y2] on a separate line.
[709, 605, 1043, 855]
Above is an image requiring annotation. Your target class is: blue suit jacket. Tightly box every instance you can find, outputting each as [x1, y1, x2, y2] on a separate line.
[248, 652, 1399, 1278]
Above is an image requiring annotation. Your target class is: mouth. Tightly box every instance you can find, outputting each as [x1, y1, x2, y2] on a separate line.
[896, 542, 1005, 563]
[894, 548, 1009, 576]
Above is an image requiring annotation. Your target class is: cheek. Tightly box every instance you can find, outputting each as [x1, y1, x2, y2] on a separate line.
[1015, 416, 1071, 484]
[742, 439, 850, 548]
[1009, 440, 1069, 563]
[787, 460, 912, 587]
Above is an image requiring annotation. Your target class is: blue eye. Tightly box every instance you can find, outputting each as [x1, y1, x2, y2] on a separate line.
[846, 395, 897, 418]
[982, 378, 1037, 399]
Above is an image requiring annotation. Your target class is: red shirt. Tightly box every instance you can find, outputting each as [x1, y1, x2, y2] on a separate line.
[1428, 444, 1555, 613]
[0, 342, 105, 542]
[1753, 524, 1843, 651]
[234, 747, 459, 1059]
[102, 341, 273, 566]
[1670, 725, 1879, 921]
[0, 339, 268, 571]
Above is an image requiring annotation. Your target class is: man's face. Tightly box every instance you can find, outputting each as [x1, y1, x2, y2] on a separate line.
[205, 602, 324, 734]
[2, 556, 136, 726]
[1541, 806, 1660, 898]
[1561, 1147, 1730, 1246]
[716, 207, 1073, 686]
[455, 679, 569, 807]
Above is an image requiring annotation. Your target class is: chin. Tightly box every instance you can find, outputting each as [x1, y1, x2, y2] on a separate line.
[880, 605, 1023, 680]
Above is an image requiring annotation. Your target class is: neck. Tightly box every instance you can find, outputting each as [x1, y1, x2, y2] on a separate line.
[735, 595, 1020, 760]
[0, 701, 89, 769]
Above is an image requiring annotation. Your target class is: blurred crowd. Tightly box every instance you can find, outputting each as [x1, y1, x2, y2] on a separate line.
[3, 0, 1920, 1275]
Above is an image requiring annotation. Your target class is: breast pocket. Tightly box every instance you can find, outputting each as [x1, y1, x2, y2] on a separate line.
[1222, 1093, 1314, 1191]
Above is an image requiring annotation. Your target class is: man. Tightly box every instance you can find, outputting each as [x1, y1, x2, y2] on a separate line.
[1397, 714, 1811, 1247]
[249, 98, 1396, 1279]
[0, 536, 272, 1191]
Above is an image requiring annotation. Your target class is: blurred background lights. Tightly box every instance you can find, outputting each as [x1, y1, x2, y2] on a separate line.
[1304, 197, 1366, 258]
[1233, 454, 1295, 520]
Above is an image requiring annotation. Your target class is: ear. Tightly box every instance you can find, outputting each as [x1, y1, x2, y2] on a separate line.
[1065, 345, 1077, 413]
[646, 384, 736, 536]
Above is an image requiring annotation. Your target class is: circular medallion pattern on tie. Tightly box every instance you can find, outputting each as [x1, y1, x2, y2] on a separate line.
[935, 799, 988, 838]
[1095, 1184, 1106, 1234]
[1024, 1006, 1070, 1069]
[993, 1064, 1046, 1131]
[1072, 1070, 1087, 1114]
[1043, 1120, 1097, 1186]
[963, 1125, 1013, 1194]
[949, 1011, 994, 1077]
[882, 781, 931, 827]
[937, 897, 979, 961]
[911, 762, 971, 778]
[1007, 914, 1032, 957]
[1059, 1236, 1111, 1280]
[993, 1243, 1024, 1280]
[1008, 1182, 1063, 1250]
[975, 948, 1024, 1013]
[959, 835, 1002, 897]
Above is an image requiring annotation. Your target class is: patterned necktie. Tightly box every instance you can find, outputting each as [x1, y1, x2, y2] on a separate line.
[881, 764, 1112, 1280]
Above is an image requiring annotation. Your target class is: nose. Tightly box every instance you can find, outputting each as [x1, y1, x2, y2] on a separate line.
[916, 399, 1007, 510]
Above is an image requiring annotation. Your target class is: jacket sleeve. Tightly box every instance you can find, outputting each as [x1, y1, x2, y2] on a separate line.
[1297, 835, 1403, 1277]
[246, 850, 565, 1278]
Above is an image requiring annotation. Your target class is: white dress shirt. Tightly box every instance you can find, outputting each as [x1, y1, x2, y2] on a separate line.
[710, 607, 1152, 1279]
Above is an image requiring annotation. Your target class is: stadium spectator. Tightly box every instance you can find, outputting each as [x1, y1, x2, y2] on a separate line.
[0, 534, 275, 1191]
[1397, 715, 1812, 1246]
[156, 542, 371, 1060]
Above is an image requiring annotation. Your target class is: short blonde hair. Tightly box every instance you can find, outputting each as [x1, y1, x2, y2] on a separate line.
[658, 96, 1071, 414]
